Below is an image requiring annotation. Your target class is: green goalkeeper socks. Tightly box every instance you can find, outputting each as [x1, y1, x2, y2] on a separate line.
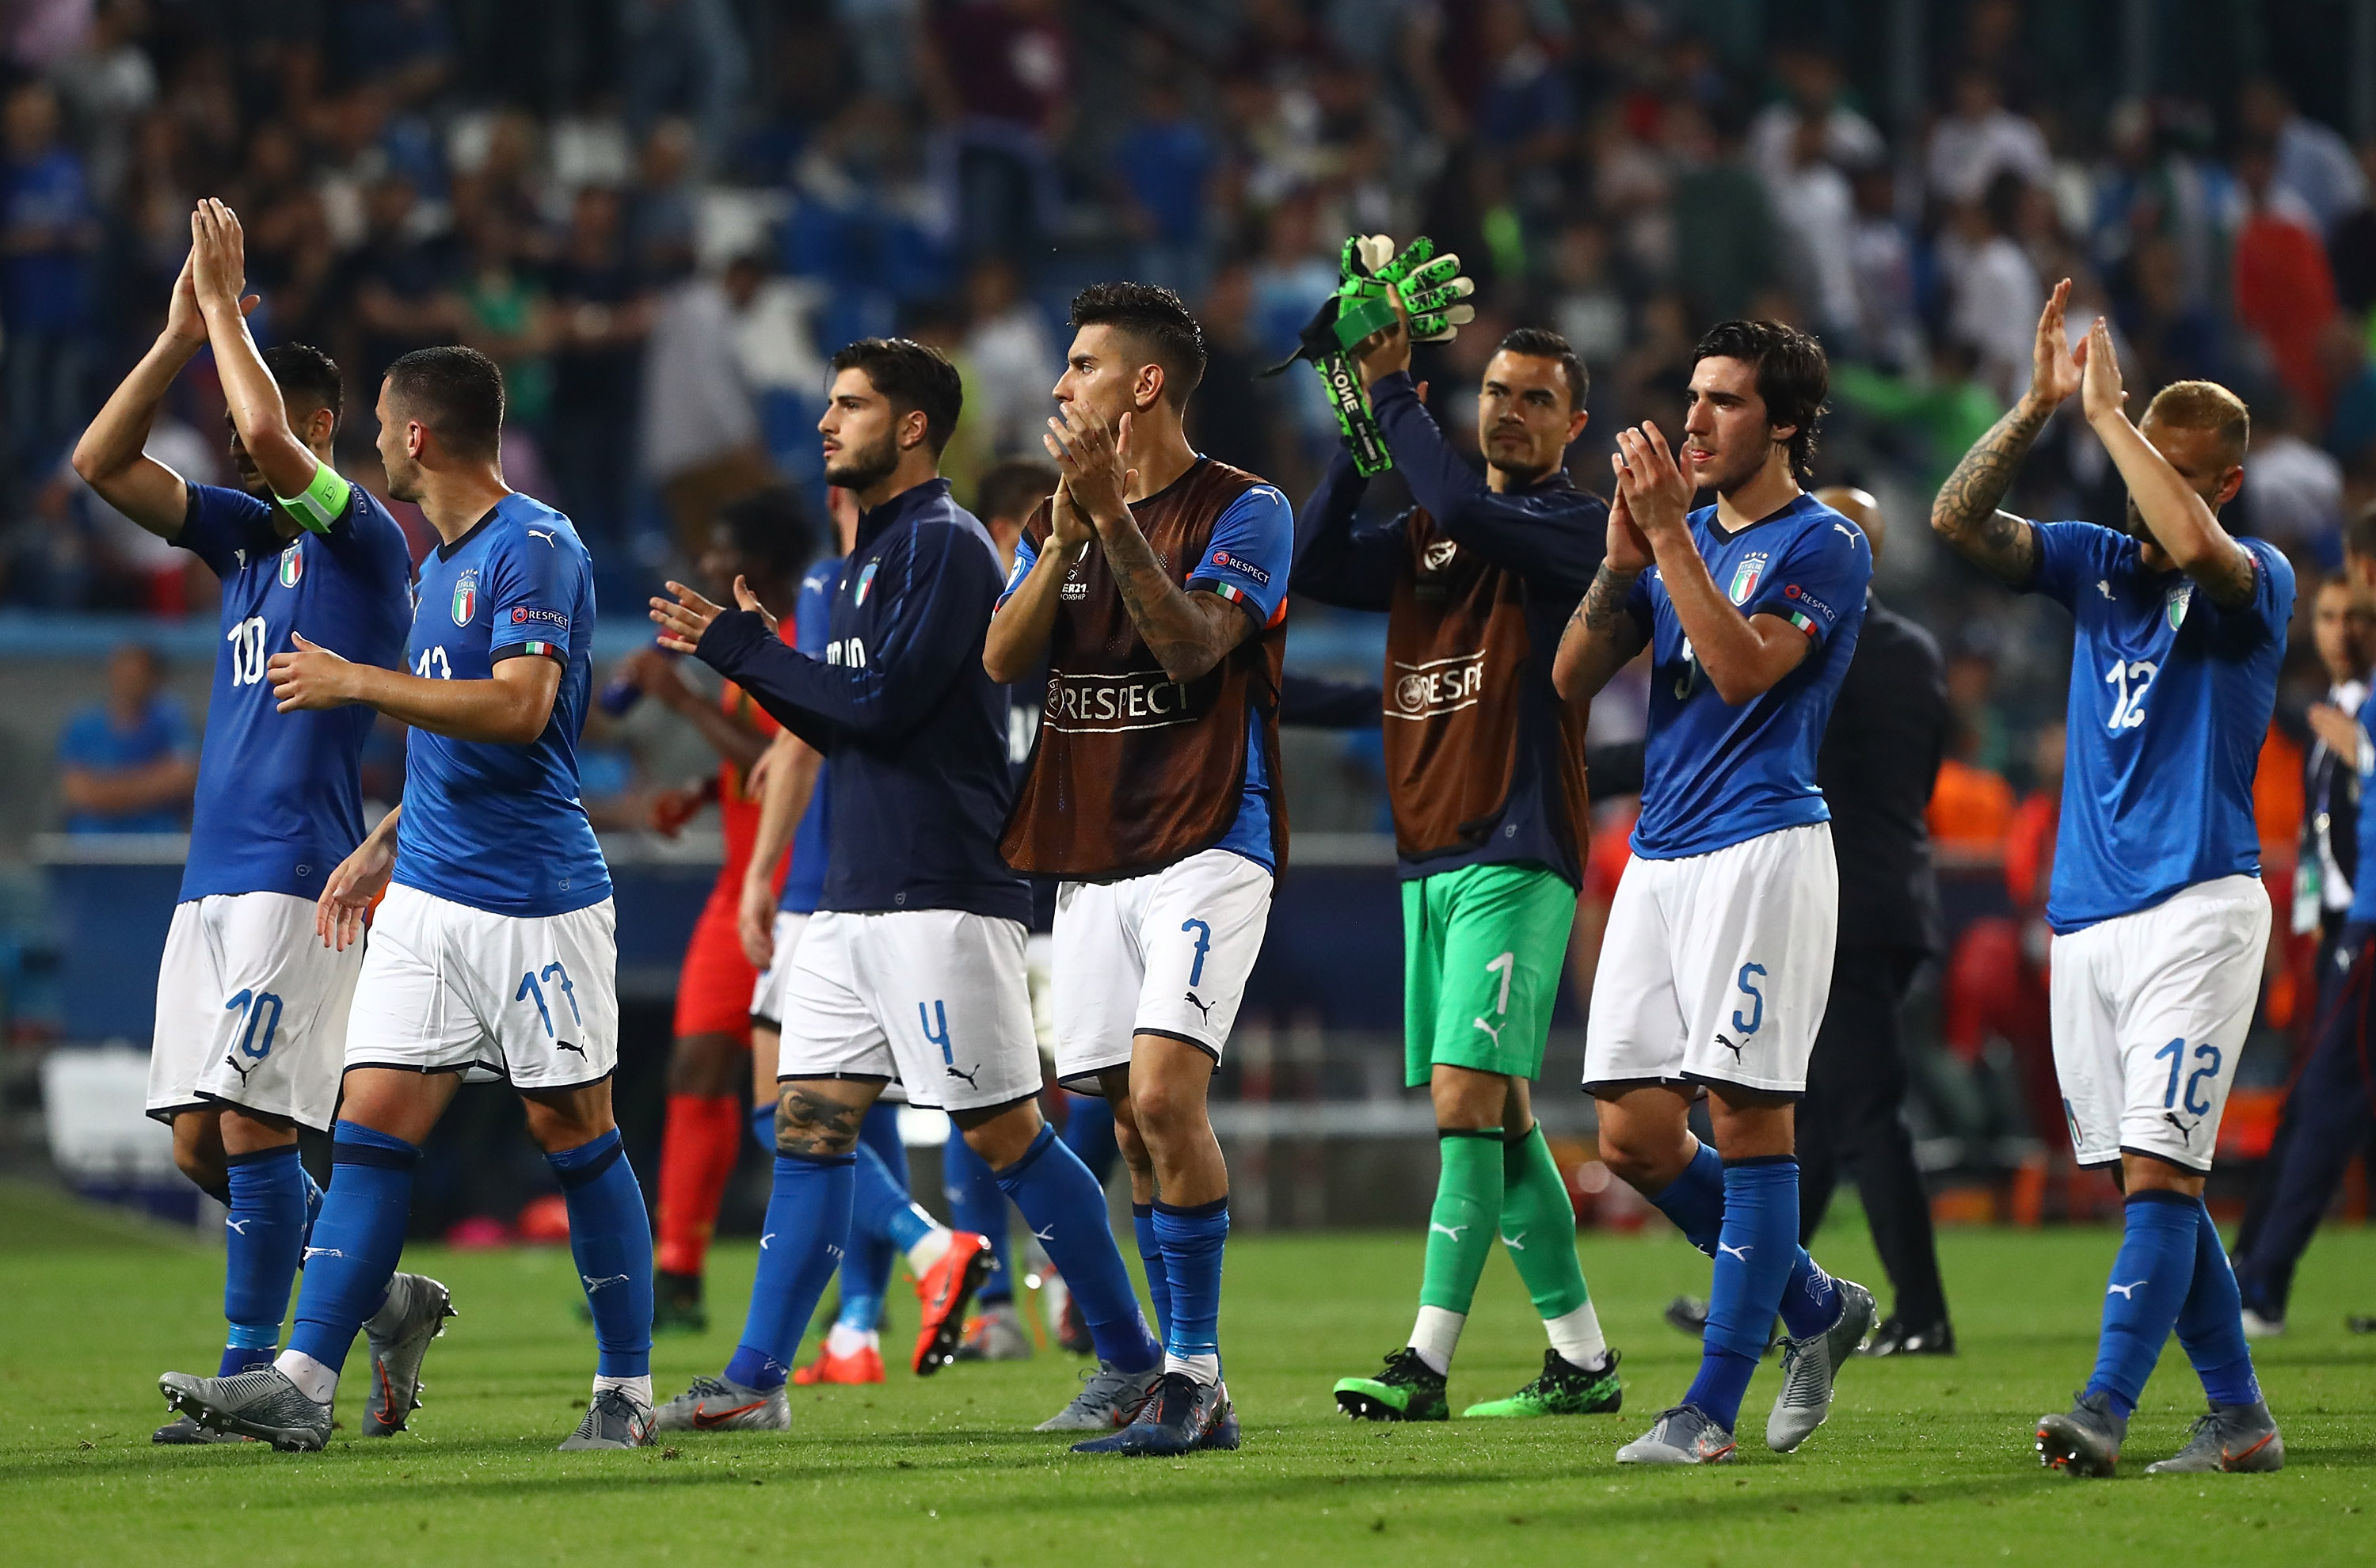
[1500, 1125, 1592, 1323]
[1418, 1129, 1506, 1316]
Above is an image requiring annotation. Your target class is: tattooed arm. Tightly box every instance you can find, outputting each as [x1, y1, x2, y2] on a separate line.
[1929, 279, 2083, 587]
[1554, 478, 1654, 702]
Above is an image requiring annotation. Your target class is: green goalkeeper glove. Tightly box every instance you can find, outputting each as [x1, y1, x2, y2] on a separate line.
[1260, 234, 1475, 476]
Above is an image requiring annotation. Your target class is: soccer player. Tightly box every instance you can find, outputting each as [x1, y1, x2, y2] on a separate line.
[647, 337, 1157, 1435]
[623, 487, 812, 1334]
[1294, 315, 1624, 1421]
[984, 282, 1293, 1455]
[70, 203, 436, 1445]
[1552, 319, 1878, 1465]
[160, 342, 657, 1452]
[1931, 282, 2288, 1476]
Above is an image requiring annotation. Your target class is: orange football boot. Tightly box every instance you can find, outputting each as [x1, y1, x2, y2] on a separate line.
[911, 1231, 993, 1376]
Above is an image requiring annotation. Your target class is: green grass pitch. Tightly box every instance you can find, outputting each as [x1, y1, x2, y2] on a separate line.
[2, 1181, 2370, 1566]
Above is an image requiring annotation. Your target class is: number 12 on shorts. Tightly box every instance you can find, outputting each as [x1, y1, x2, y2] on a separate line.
[516, 962, 582, 1037]
[2154, 1036, 2221, 1117]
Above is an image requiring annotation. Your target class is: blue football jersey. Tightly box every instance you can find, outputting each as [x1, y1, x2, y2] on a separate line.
[177, 476, 413, 902]
[2028, 523, 2292, 931]
[1629, 493, 1871, 859]
[397, 493, 610, 917]
[777, 555, 840, 916]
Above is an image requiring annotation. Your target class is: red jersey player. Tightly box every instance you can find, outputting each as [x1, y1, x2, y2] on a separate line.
[615, 488, 817, 1330]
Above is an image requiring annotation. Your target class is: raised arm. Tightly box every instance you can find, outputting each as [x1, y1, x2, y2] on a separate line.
[191, 200, 322, 509]
[1053, 405, 1255, 684]
[1553, 484, 1653, 702]
[70, 253, 209, 534]
[2076, 314, 2257, 609]
[1290, 448, 1399, 611]
[1929, 279, 2081, 587]
[984, 488, 1089, 683]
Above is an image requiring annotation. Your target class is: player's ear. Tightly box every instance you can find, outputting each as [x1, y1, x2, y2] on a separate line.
[899, 405, 929, 453]
[2214, 464, 2245, 508]
[1138, 362, 1164, 413]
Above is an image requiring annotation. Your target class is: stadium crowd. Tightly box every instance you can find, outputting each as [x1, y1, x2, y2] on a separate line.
[11, 1, 2376, 1198]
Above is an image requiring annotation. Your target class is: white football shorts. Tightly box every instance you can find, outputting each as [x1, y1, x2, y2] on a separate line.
[147, 891, 361, 1132]
[774, 908, 1039, 1113]
[748, 910, 812, 1028]
[1049, 847, 1275, 1090]
[2049, 873, 2271, 1173]
[344, 884, 619, 1091]
[1583, 822, 1837, 1098]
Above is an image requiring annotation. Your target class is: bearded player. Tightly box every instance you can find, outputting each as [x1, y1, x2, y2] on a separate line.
[1553, 320, 1878, 1465]
[1297, 308, 1624, 1423]
[985, 283, 1293, 1455]
[72, 203, 440, 1444]
[1932, 284, 2287, 1477]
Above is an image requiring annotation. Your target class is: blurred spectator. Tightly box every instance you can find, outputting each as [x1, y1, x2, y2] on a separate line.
[1542, 220, 1627, 373]
[642, 256, 778, 555]
[1946, 639, 2012, 774]
[921, 0, 1070, 261]
[329, 174, 458, 402]
[56, 642, 196, 834]
[1187, 260, 1277, 480]
[450, 211, 554, 439]
[626, 117, 701, 282]
[623, 0, 748, 168]
[547, 185, 653, 558]
[1926, 724, 2016, 858]
[1846, 161, 1922, 371]
[3, 80, 100, 483]
[1946, 172, 2044, 403]
[1832, 340, 2004, 493]
[2117, 235, 2226, 391]
[1113, 77, 1216, 298]
[1666, 100, 1777, 327]
[2319, 319, 2376, 466]
[959, 256, 1057, 459]
[1766, 113, 1862, 351]
[333, 0, 456, 108]
[45, 0, 154, 205]
[1925, 68, 2050, 207]
[2239, 75, 2366, 238]
[1472, 0, 1572, 192]
[2241, 386, 2344, 558]
[2234, 141, 2340, 419]
[1748, 44, 1884, 189]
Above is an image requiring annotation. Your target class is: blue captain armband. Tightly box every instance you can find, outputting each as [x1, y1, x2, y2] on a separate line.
[273, 461, 353, 535]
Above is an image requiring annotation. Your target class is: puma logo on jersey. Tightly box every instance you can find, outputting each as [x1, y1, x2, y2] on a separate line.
[760, 1232, 775, 1250]
[1472, 1017, 1506, 1048]
[1031, 1224, 1056, 1243]
[226, 1218, 253, 1235]
[1715, 1032, 1746, 1062]
[581, 1273, 630, 1292]
[1429, 1222, 1469, 1243]
[2164, 1111, 2200, 1142]
[945, 1063, 980, 1088]
[2107, 1280, 2146, 1300]
[2097, 579, 2115, 599]
[1500, 1230, 1525, 1250]
[303, 1246, 343, 1261]
[1184, 991, 1215, 1023]
[555, 1041, 587, 1057]
[527, 528, 557, 546]
[1716, 1242, 1753, 1262]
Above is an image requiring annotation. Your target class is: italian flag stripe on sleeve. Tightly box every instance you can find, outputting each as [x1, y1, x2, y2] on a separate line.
[520, 640, 562, 657]
[1213, 582, 1250, 605]
[1787, 611, 1818, 636]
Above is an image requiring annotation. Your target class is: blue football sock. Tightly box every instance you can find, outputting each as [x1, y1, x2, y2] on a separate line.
[2174, 1198, 2263, 1407]
[1778, 1248, 1844, 1339]
[942, 1130, 1014, 1305]
[838, 1106, 905, 1331]
[286, 1122, 417, 1374]
[749, 1103, 775, 1155]
[852, 1140, 935, 1254]
[548, 1128, 653, 1380]
[2086, 1190, 2201, 1418]
[223, 1145, 307, 1364]
[299, 1163, 323, 1250]
[993, 1124, 1157, 1372]
[1685, 1158, 1802, 1432]
[1063, 1094, 1119, 1188]
[1132, 1201, 1170, 1345]
[856, 1101, 907, 1178]
[1647, 1139, 1725, 1254]
[1154, 1196, 1228, 1382]
[724, 1152, 853, 1391]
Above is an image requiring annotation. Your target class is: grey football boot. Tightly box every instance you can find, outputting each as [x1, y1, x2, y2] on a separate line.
[152, 1413, 250, 1444]
[653, 1374, 791, 1433]
[1036, 1361, 1163, 1433]
[158, 1366, 331, 1452]
[1616, 1403, 1738, 1464]
[1768, 1277, 1877, 1452]
[558, 1387, 656, 1450]
[362, 1273, 455, 1437]
[954, 1301, 1034, 1362]
[2035, 1389, 2128, 1477]
[2145, 1402, 2284, 1474]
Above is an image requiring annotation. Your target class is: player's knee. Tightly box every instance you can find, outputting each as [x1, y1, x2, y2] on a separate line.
[1125, 1076, 1199, 1144]
[173, 1143, 227, 1192]
[666, 1032, 746, 1096]
[1596, 1126, 1681, 1191]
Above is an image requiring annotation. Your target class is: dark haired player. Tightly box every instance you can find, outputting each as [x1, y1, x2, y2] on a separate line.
[1297, 315, 1625, 1422]
[161, 343, 657, 1452]
[1553, 319, 1877, 1464]
[1932, 283, 2287, 1477]
[985, 282, 1293, 1454]
[649, 338, 1157, 1437]
[71, 202, 431, 1445]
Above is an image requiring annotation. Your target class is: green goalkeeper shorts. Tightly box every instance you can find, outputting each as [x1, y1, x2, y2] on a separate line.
[1402, 861, 1578, 1087]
